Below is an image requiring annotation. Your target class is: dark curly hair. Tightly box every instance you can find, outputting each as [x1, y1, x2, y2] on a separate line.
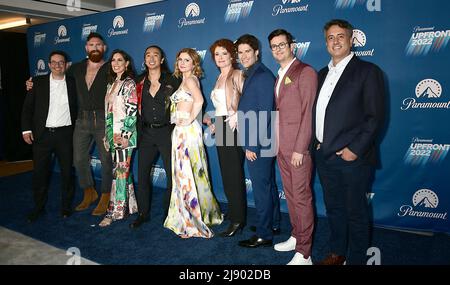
[107, 49, 135, 83]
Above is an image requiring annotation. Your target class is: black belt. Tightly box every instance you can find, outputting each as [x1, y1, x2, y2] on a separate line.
[142, 121, 168, 129]
[46, 126, 71, 132]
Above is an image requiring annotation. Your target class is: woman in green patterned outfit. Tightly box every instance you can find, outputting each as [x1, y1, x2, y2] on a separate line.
[163, 48, 223, 238]
[99, 50, 138, 227]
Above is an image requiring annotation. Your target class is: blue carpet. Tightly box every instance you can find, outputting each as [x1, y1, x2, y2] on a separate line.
[0, 172, 449, 265]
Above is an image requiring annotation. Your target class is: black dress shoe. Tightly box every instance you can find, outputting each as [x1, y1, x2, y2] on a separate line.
[27, 209, 44, 223]
[219, 223, 244, 237]
[238, 235, 272, 248]
[129, 214, 149, 229]
[249, 226, 281, 235]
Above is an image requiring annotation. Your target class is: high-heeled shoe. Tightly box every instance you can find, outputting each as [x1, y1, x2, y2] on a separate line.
[219, 223, 244, 237]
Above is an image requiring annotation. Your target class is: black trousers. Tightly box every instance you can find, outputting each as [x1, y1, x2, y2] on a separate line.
[215, 116, 247, 224]
[315, 147, 373, 265]
[32, 126, 74, 212]
[137, 125, 172, 218]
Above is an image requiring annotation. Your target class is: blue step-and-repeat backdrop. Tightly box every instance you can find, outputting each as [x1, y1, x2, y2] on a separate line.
[27, 0, 449, 234]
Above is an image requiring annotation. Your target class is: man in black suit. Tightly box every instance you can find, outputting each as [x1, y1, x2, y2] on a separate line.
[22, 50, 77, 222]
[312, 19, 385, 265]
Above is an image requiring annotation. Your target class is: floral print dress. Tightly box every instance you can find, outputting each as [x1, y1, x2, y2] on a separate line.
[163, 88, 223, 238]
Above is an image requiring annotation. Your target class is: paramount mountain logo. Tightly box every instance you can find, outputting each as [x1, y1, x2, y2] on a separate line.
[403, 137, 450, 166]
[398, 189, 447, 220]
[143, 13, 165, 33]
[34, 32, 46, 47]
[405, 26, 450, 56]
[413, 189, 438, 208]
[81, 24, 98, 40]
[224, 0, 254, 23]
[335, 0, 381, 11]
[401, 79, 449, 110]
[58, 25, 67, 37]
[179, 2, 206, 28]
[113, 16, 125, 28]
[416, 79, 441, 98]
[272, 0, 308, 16]
[352, 29, 374, 57]
[108, 15, 128, 37]
[37, 59, 45, 70]
[35, 59, 48, 76]
[186, 2, 200, 17]
[352, 29, 366, 47]
[54, 25, 70, 44]
[294, 41, 310, 60]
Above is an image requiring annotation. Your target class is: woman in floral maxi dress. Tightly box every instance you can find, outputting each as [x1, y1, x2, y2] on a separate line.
[163, 48, 223, 238]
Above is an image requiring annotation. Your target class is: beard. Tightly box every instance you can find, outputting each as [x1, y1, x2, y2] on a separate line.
[87, 50, 103, 62]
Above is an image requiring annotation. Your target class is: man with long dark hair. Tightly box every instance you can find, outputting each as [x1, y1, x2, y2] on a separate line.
[129, 45, 181, 228]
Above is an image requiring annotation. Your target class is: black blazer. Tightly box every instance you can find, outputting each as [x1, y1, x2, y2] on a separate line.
[21, 74, 77, 141]
[311, 56, 385, 164]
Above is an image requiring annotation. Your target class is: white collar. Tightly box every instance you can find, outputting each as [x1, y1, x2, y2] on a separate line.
[278, 57, 296, 76]
[328, 52, 354, 72]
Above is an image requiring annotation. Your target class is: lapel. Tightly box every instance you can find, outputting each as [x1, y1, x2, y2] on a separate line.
[67, 77, 76, 111]
[43, 74, 51, 115]
[328, 56, 359, 104]
[274, 76, 279, 105]
[241, 61, 260, 96]
[277, 59, 299, 106]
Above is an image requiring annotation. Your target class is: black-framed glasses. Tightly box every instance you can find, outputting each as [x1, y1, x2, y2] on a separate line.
[270, 42, 289, 51]
[50, 61, 65, 66]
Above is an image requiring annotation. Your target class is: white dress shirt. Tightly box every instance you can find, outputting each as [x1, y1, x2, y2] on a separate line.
[46, 74, 71, 128]
[276, 57, 296, 97]
[315, 52, 354, 143]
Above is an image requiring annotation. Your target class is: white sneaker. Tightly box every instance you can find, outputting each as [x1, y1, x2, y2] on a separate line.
[287, 252, 313, 265]
[274, 236, 296, 252]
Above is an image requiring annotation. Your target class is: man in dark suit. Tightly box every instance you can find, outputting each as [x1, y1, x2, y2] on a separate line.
[26, 33, 113, 216]
[236, 34, 280, 248]
[22, 50, 77, 222]
[269, 29, 317, 265]
[312, 19, 385, 265]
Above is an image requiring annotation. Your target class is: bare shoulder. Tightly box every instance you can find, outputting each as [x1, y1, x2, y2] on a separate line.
[184, 76, 200, 91]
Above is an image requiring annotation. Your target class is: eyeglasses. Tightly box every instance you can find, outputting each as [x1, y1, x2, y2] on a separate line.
[270, 42, 289, 51]
[50, 61, 65, 66]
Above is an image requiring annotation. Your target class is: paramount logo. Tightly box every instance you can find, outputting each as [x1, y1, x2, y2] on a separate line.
[398, 189, 447, 220]
[54, 25, 70, 44]
[272, 0, 308, 16]
[108, 15, 129, 37]
[178, 2, 206, 28]
[352, 29, 374, 57]
[401, 79, 449, 110]
[35, 59, 48, 76]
